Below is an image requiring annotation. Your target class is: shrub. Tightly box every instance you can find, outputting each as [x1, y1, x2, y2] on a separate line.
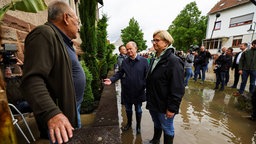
[80, 60, 94, 113]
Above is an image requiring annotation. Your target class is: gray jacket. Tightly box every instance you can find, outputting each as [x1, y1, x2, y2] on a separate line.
[184, 53, 194, 68]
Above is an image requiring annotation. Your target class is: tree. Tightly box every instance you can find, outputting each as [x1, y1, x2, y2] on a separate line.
[79, 0, 101, 101]
[105, 43, 118, 72]
[0, 0, 47, 20]
[121, 17, 147, 51]
[167, 2, 207, 51]
[97, 14, 108, 79]
[80, 60, 94, 113]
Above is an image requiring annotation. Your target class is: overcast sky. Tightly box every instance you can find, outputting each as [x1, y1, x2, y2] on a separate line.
[99, 0, 220, 48]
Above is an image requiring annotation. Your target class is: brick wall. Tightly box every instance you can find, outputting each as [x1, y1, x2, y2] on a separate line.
[0, 0, 83, 62]
[0, 14, 37, 61]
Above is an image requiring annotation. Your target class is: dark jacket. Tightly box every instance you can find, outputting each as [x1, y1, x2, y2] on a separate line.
[239, 48, 256, 70]
[215, 54, 233, 72]
[21, 22, 77, 129]
[232, 52, 241, 70]
[117, 54, 127, 70]
[197, 51, 211, 66]
[110, 55, 149, 104]
[146, 48, 185, 114]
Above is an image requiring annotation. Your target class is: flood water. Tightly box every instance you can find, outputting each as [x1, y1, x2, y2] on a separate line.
[116, 81, 256, 144]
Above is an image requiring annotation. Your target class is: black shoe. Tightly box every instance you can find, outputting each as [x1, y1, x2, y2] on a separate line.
[149, 139, 160, 144]
[121, 124, 131, 131]
[219, 87, 224, 91]
[164, 134, 174, 144]
[214, 86, 218, 90]
[231, 85, 236, 88]
[136, 127, 141, 135]
[248, 116, 256, 121]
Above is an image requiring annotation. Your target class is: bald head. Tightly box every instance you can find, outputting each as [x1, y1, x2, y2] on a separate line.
[48, 1, 72, 22]
[47, 1, 79, 40]
[221, 47, 227, 53]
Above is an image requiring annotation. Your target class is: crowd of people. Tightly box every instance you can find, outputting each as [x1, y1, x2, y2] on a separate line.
[111, 37, 256, 144]
[105, 30, 185, 144]
[177, 40, 256, 122]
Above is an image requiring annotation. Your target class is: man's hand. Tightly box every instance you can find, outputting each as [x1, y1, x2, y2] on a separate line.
[165, 110, 175, 118]
[103, 78, 112, 85]
[238, 70, 243, 75]
[48, 113, 74, 143]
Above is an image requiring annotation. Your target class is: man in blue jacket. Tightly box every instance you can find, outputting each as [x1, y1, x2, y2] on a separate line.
[104, 41, 149, 134]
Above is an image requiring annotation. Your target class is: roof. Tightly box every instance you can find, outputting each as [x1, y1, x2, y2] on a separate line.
[208, 0, 251, 14]
[98, 0, 103, 5]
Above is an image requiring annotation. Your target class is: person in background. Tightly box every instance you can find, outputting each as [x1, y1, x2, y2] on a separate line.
[116, 45, 127, 71]
[214, 47, 233, 91]
[184, 49, 195, 89]
[21, 1, 86, 143]
[194, 46, 211, 84]
[104, 41, 148, 135]
[146, 30, 184, 144]
[233, 39, 256, 97]
[231, 43, 248, 88]
[225, 47, 233, 86]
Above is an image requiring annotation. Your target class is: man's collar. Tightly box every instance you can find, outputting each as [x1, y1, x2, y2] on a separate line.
[51, 23, 73, 46]
[129, 54, 138, 60]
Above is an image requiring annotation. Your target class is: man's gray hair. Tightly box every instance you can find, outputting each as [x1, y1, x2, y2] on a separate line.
[48, 1, 69, 22]
[127, 41, 138, 49]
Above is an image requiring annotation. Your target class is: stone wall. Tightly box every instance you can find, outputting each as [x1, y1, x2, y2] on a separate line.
[0, 0, 83, 61]
[0, 0, 50, 61]
[0, 14, 38, 61]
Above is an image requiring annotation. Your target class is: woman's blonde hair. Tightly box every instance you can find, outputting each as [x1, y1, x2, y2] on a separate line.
[153, 30, 174, 46]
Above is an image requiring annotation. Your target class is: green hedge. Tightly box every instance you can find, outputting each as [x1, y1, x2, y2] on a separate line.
[80, 60, 94, 114]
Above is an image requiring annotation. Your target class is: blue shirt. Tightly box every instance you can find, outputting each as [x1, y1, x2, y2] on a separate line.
[54, 24, 86, 105]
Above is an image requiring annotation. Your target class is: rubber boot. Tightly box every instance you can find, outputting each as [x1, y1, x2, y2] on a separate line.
[164, 134, 174, 144]
[136, 112, 142, 134]
[122, 111, 132, 131]
[149, 127, 162, 144]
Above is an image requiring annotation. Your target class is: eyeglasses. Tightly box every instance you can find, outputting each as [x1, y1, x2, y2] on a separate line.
[151, 39, 161, 43]
[67, 13, 80, 26]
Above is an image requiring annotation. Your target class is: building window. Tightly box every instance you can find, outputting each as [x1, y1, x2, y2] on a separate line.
[232, 36, 243, 47]
[203, 38, 222, 50]
[230, 13, 254, 27]
[214, 21, 221, 30]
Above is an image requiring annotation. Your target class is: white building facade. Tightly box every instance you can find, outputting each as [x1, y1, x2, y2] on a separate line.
[204, 0, 256, 53]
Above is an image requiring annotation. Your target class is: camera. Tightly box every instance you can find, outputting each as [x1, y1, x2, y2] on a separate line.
[189, 45, 199, 53]
[0, 44, 18, 66]
[175, 50, 186, 61]
[214, 64, 221, 73]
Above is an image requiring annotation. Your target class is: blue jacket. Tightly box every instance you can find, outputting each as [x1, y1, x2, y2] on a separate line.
[110, 55, 149, 104]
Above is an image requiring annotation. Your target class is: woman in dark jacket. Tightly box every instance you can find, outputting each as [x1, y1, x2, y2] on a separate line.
[146, 30, 185, 144]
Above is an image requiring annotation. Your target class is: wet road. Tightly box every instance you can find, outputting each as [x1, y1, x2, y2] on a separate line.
[116, 80, 256, 144]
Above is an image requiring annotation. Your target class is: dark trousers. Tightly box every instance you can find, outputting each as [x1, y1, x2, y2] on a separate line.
[232, 65, 240, 87]
[225, 70, 230, 85]
[239, 70, 256, 94]
[251, 89, 256, 118]
[215, 71, 226, 89]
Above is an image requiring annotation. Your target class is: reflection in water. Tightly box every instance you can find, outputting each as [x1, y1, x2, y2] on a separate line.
[202, 89, 215, 103]
[116, 81, 256, 144]
[177, 87, 256, 144]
